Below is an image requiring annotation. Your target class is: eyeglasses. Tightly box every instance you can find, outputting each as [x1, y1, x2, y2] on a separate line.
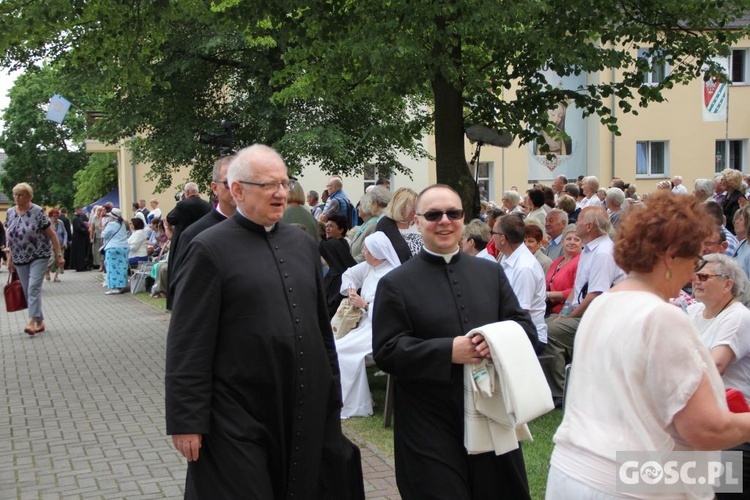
[694, 272, 728, 282]
[694, 256, 708, 273]
[218, 180, 229, 189]
[237, 179, 295, 192]
[490, 231, 504, 237]
[416, 209, 464, 222]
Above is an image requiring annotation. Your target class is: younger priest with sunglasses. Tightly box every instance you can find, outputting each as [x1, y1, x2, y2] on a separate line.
[373, 184, 537, 500]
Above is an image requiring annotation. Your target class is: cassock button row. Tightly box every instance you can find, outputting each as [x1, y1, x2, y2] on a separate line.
[285, 273, 289, 278]
[275, 246, 279, 250]
[292, 303, 297, 308]
[299, 351, 304, 356]
[297, 415, 303, 420]
[295, 318, 300, 324]
[299, 367, 304, 372]
[289, 287, 293, 292]
[279, 258, 284, 263]
[457, 293, 462, 297]
[298, 335, 302, 340]
[464, 318, 469, 323]
[461, 305, 465, 310]
[453, 280, 458, 284]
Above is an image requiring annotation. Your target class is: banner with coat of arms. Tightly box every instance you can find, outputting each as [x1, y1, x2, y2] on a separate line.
[703, 57, 729, 122]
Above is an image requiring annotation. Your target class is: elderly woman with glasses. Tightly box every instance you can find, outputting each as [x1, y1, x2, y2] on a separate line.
[688, 253, 750, 498]
[547, 191, 750, 499]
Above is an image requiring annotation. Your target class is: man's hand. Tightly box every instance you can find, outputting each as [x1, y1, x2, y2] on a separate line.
[172, 434, 202, 462]
[452, 335, 491, 364]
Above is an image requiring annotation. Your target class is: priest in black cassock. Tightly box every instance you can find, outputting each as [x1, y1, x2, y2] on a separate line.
[373, 184, 537, 500]
[165, 144, 364, 500]
[170, 155, 236, 274]
[165, 181, 212, 310]
[69, 206, 90, 271]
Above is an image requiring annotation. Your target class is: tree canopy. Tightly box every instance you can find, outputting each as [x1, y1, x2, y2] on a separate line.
[1, 0, 748, 212]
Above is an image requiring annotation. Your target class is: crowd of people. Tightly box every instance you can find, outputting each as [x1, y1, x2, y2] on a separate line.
[9, 156, 750, 498]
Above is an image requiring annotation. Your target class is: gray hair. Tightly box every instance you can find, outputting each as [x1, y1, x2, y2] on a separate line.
[583, 176, 600, 191]
[605, 187, 626, 207]
[212, 155, 235, 182]
[548, 208, 568, 224]
[502, 190, 520, 207]
[367, 186, 393, 214]
[228, 144, 285, 184]
[561, 223, 578, 239]
[563, 183, 580, 198]
[703, 253, 750, 306]
[694, 178, 715, 198]
[183, 182, 199, 195]
[580, 206, 612, 237]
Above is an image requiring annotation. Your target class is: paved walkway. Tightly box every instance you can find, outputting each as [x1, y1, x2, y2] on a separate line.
[1, 268, 399, 499]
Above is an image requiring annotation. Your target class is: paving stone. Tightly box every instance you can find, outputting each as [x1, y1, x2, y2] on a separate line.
[0, 269, 399, 498]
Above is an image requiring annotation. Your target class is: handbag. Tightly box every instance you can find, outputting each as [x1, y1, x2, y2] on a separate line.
[331, 298, 363, 340]
[4, 271, 27, 312]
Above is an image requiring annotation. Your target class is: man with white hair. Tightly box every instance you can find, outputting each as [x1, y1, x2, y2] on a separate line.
[166, 144, 364, 499]
[543, 206, 625, 406]
[672, 175, 688, 194]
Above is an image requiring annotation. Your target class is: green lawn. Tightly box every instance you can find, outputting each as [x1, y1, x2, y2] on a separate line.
[342, 367, 563, 500]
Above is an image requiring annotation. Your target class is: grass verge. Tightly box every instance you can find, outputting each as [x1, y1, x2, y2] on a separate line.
[342, 367, 562, 499]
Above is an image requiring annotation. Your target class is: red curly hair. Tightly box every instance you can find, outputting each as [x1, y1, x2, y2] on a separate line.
[615, 191, 714, 273]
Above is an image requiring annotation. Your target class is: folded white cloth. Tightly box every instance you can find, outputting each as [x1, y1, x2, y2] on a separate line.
[464, 321, 554, 455]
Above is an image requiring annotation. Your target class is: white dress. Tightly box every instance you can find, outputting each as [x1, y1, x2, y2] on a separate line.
[337, 260, 394, 418]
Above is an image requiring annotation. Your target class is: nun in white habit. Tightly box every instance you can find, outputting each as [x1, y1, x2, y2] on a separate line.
[337, 231, 401, 418]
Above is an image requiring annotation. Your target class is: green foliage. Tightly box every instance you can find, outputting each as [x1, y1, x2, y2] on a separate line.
[0, 65, 89, 208]
[73, 153, 118, 206]
[1, 0, 748, 210]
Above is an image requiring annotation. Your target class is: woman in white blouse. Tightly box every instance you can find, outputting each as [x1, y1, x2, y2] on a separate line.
[127, 217, 149, 266]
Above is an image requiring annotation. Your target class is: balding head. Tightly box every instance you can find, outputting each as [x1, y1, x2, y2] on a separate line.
[183, 182, 200, 198]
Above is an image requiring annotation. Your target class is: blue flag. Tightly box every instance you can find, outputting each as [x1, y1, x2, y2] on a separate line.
[45, 94, 72, 124]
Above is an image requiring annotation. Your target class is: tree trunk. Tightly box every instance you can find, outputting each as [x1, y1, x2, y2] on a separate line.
[432, 72, 477, 220]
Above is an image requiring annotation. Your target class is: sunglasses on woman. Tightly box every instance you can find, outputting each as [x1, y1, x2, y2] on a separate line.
[694, 272, 728, 282]
[416, 209, 465, 222]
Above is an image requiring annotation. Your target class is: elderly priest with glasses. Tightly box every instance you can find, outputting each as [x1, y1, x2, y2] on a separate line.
[166, 144, 364, 499]
[373, 184, 537, 500]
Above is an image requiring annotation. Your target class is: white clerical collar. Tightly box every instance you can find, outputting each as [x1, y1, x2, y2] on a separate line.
[235, 207, 275, 231]
[423, 246, 460, 263]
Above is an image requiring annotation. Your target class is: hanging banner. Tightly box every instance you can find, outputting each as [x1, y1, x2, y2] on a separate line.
[45, 94, 72, 124]
[703, 57, 729, 122]
[527, 71, 586, 182]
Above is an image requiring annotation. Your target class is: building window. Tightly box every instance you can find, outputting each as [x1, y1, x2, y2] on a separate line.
[363, 164, 391, 193]
[732, 49, 748, 84]
[638, 49, 668, 85]
[636, 141, 668, 177]
[715, 140, 746, 172]
[473, 161, 493, 202]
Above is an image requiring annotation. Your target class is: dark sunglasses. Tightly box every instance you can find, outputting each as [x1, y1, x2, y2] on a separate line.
[694, 272, 728, 282]
[416, 209, 464, 222]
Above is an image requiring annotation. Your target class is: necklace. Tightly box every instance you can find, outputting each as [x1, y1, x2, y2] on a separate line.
[706, 297, 735, 320]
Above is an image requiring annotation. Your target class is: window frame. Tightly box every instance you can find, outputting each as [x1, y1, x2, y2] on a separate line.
[635, 141, 669, 178]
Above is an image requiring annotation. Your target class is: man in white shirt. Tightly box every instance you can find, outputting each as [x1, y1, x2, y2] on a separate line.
[579, 176, 603, 209]
[672, 175, 688, 194]
[494, 214, 548, 352]
[543, 206, 625, 405]
[544, 209, 568, 261]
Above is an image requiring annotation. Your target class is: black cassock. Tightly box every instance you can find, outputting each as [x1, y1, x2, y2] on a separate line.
[69, 213, 90, 271]
[166, 214, 363, 500]
[373, 250, 537, 500]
